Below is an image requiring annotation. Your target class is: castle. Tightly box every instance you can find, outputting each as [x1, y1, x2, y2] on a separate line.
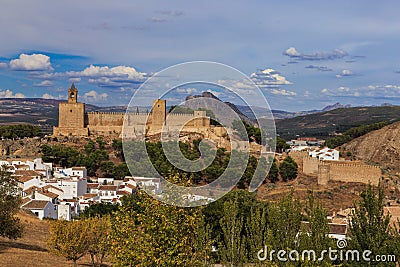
[289, 151, 381, 186]
[53, 83, 211, 138]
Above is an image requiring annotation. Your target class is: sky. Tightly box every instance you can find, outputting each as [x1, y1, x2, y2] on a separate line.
[1, 0, 400, 111]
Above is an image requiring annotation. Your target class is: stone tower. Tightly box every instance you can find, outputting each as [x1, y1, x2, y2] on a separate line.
[68, 82, 78, 103]
[53, 83, 88, 136]
[151, 99, 166, 126]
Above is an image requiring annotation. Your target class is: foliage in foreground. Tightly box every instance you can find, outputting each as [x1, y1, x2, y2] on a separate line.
[0, 165, 23, 239]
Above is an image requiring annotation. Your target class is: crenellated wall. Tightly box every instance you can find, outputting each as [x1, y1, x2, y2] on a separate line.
[289, 151, 381, 186]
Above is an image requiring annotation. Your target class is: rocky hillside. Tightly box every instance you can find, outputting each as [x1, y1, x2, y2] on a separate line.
[340, 121, 400, 174]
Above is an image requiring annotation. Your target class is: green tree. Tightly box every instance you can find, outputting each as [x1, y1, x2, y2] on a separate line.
[297, 192, 332, 266]
[279, 156, 298, 181]
[47, 220, 90, 267]
[0, 165, 23, 239]
[276, 137, 290, 153]
[109, 173, 206, 266]
[219, 196, 246, 266]
[267, 159, 279, 183]
[348, 184, 395, 266]
[86, 216, 111, 266]
[266, 191, 302, 262]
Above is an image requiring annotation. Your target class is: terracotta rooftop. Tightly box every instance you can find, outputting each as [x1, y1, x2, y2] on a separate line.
[116, 190, 131, 195]
[71, 167, 86, 170]
[84, 193, 98, 199]
[87, 183, 99, 189]
[17, 175, 36, 183]
[22, 200, 49, 209]
[43, 185, 64, 193]
[23, 186, 39, 195]
[99, 185, 117, 191]
[14, 170, 42, 177]
[37, 191, 59, 199]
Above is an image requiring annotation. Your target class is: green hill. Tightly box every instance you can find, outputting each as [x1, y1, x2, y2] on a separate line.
[275, 106, 400, 140]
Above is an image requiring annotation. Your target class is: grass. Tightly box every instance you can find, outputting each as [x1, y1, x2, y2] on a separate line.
[0, 211, 108, 267]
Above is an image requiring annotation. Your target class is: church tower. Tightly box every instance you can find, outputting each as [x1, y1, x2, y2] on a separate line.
[68, 82, 78, 103]
[53, 82, 88, 136]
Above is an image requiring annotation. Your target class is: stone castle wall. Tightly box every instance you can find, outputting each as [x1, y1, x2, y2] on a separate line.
[289, 151, 381, 186]
[328, 162, 380, 186]
[54, 85, 211, 137]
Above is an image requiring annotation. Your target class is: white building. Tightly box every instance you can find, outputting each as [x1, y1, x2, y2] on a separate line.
[54, 167, 87, 179]
[21, 200, 57, 220]
[52, 178, 88, 199]
[309, 147, 339, 161]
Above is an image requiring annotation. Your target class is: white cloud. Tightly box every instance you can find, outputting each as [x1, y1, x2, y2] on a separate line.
[176, 87, 198, 94]
[336, 69, 359, 78]
[83, 90, 109, 102]
[67, 65, 146, 88]
[0, 62, 7, 68]
[206, 89, 221, 97]
[283, 47, 348, 61]
[321, 88, 330, 94]
[0, 89, 25, 98]
[9, 53, 53, 71]
[270, 89, 297, 96]
[69, 77, 81, 82]
[250, 68, 292, 87]
[42, 93, 55, 99]
[34, 80, 53, 87]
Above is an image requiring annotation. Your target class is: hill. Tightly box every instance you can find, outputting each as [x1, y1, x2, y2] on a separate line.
[275, 106, 400, 140]
[0, 98, 126, 127]
[0, 211, 104, 267]
[340, 121, 400, 174]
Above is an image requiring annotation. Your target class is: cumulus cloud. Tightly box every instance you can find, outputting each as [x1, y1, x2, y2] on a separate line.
[270, 89, 297, 96]
[336, 69, 358, 78]
[34, 80, 53, 87]
[283, 47, 347, 61]
[66, 65, 146, 88]
[176, 87, 198, 94]
[9, 53, 53, 71]
[42, 93, 56, 99]
[0, 89, 25, 98]
[250, 68, 292, 88]
[305, 65, 333, 72]
[0, 62, 7, 68]
[83, 90, 109, 102]
[321, 84, 400, 98]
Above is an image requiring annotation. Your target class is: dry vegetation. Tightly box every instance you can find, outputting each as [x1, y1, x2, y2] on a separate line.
[257, 173, 400, 214]
[0, 211, 107, 267]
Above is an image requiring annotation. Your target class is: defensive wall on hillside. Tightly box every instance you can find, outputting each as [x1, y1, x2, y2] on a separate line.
[289, 151, 381, 186]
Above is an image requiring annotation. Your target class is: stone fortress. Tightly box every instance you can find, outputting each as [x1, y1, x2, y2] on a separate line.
[53, 83, 216, 139]
[289, 151, 381, 186]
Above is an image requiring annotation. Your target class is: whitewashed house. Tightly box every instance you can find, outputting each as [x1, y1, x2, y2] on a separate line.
[21, 200, 57, 220]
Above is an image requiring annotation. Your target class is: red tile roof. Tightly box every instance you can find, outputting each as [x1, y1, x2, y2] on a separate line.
[22, 200, 49, 209]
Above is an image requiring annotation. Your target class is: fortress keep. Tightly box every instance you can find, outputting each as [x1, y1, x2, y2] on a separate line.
[53, 83, 211, 138]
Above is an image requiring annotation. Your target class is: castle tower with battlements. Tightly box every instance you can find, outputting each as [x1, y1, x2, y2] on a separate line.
[53, 83, 211, 138]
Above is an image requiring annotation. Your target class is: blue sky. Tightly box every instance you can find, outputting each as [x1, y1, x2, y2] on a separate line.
[1, 0, 400, 111]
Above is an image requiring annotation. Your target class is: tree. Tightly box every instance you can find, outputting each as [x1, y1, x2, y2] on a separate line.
[219, 196, 246, 267]
[86, 216, 111, 266]
[279, 156, 298, 182]
[348, 184, 395, 266]
[47, 220, 90, 267]
[297, 192, 332, 266]
[266, 191, 302, 256]
[109, 173, 206, 266]
[267, 159, 279, 183]
[276, 137, 290, 153]
[0, 165, 23, 239]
